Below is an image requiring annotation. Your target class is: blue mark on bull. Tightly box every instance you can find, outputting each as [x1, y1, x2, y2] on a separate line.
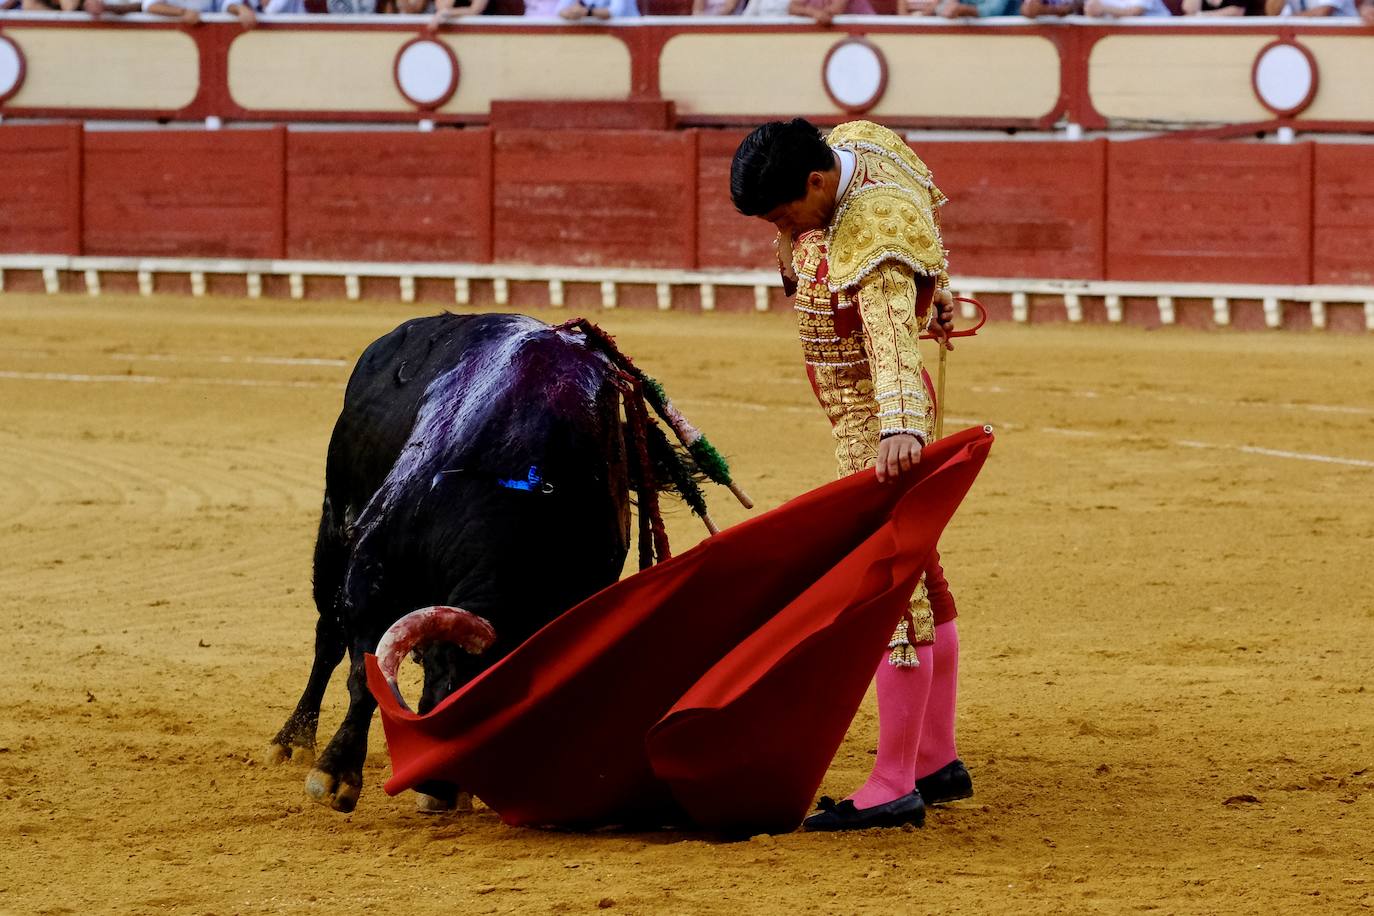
[498, 466, 543, 492]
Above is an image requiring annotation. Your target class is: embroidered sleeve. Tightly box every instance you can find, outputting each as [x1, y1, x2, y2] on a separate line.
[856, 260, 933, 443]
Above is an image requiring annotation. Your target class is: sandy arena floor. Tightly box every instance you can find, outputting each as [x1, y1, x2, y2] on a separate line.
[1, 295, 1371, 915]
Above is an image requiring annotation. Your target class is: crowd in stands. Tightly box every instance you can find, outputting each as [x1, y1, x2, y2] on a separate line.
[3, 0, 1372, 25]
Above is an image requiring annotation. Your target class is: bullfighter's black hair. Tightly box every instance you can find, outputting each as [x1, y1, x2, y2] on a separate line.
[729, 118, 834, 218]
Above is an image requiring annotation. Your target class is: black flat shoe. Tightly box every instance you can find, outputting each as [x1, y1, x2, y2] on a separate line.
[802, 791, 926, 832]
[916, 759, 973, 806]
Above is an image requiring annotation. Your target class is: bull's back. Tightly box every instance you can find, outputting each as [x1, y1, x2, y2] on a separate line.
[323, 313, 543, 513]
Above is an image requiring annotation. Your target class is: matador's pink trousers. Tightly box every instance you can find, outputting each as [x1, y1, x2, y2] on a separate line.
[848, 370, 962, 811]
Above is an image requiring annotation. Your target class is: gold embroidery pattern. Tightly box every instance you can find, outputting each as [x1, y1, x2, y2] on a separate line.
[792, 231, 867, 368]
[798, 263, 935, 650]
[856, 263, 935, 442]
[824, 120, 951, 293]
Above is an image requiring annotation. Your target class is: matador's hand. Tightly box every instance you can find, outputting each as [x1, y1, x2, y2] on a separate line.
[876, 433, 922, 483]
[929, 288, 956, 351]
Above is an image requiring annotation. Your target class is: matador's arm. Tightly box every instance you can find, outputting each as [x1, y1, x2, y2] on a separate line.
[856, 260, 935, 444]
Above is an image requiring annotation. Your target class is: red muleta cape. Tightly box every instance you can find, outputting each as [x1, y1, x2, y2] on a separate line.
[366, 425, 993, 834]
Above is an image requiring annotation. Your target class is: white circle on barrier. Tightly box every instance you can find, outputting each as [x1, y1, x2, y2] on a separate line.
[1253, 42, 1315, 116]
[0, 36, 24, 103]
[395, 39, 458, 109]
[823, 39, 887, 114]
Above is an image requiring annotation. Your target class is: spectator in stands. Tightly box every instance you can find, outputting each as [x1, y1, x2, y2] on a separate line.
[557, 0, 638, 17]
[1181, 0, 1244, 12]
[143, 0, 258, 24]
[773, 0, 875, 22]
[1083, 0, 1170, 15]
[934, 0, 1018, 16]
[1019, 0, 1081, 15]
[428, 0, 487, 20]
[1362, 0, 1374, 21]
[16, 0, 138, 10]
[693, 0, 743, 14]
[1265, 0, 1355, 14]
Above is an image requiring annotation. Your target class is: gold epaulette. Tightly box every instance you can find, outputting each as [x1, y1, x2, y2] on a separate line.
[824, 121, 949, 292]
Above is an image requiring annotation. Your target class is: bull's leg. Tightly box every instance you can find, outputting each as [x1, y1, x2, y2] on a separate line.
[305, 638, 378, 813]
[412, 643, 473, 814]
[270, 497, 350, 766]
[266, 613, 346, 767]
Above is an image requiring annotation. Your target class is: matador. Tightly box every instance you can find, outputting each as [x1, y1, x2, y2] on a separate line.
[731, 118, 974, 831]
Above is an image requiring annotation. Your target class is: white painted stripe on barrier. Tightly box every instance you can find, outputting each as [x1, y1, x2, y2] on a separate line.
[246, 273, 262, 299]
[1064, 293, 1082, 323]
[289, 274, 304, 300]
[1105, 294, 1122, 323]
[400, 276, 416, 304]
[1310, 300, 1325, 330]
[549, 279, 564, 308]
[1, 256, 1371, 306]
[191, 271, 207, 298]
[1158, 295, 1174, 326]
[1263, 296, 1281, 328]
[754, 285, 770, 313]
[84, 269, 100, 297]
[656, 282, 671, 311]
[700, 283, 715, 312]
[1011, 291, 1028, 323]
[6, 256, 1374, 327]
[0, 269, 5, 293]
[493, 277, 509, 306]
[345, 275, 361, 301]
[958, 292, 977, 321]
[601, 281, 617, 309]
[454, 277, 470, 306]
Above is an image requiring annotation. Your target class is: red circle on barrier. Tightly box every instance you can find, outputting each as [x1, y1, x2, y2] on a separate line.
[0, 34, 27, 106]
[822, 37, 888, 116]
[1251, 39, 1318, 119]
[393, 36, 460, 111]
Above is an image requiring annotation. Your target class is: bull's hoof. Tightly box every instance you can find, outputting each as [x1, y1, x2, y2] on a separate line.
[265, 741, 315, 768]
[415, 790, 473, 814]
[305, 768, 361, 813]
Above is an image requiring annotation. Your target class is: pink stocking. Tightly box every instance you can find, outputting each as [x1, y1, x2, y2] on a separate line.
[847, 644, 934, 810]
[915, 620, 960, 780]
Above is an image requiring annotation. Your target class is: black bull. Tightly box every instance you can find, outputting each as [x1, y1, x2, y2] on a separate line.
[267, 313, 650, 812]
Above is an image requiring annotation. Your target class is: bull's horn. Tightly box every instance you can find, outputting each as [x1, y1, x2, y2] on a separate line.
[375, 605, 497, 713]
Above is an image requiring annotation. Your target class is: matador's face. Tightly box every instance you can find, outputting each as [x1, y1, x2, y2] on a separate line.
[761, 168, 838, 238]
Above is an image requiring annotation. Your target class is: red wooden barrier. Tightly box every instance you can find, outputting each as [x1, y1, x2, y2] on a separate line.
[921, 139, 1106, 281]
[492, 129, 697, 269]
[1312, 146, 1374, 287]
[0, 124, 82, 256]
[82, 128, 286, 259]
[3, 123, 1371, 302]
[695, 129, 776, 272]
[287, 130, 492, 264]
[1105, 140, 1313, 286]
